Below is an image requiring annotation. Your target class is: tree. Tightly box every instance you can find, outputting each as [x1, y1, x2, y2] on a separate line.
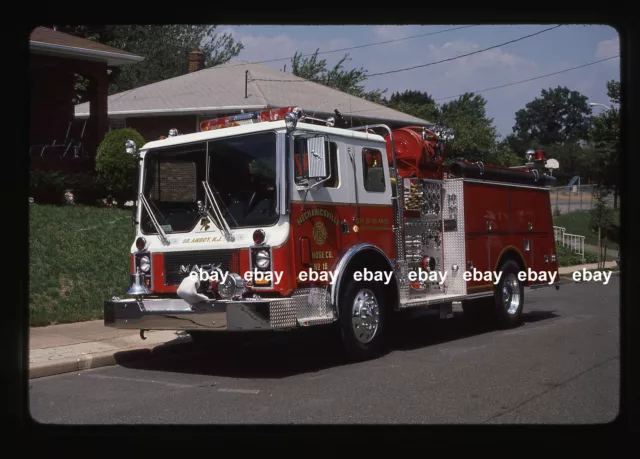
[386, 90, 439, 123]
[50, 25, 243, 95]
[512, 86, 593, 146]
[590, 186, 615, 268]
[589, 80, 621, 208]
[488, 142, 523, 167]
[290, 49, 386, 104]
[437, 93, 498, 163]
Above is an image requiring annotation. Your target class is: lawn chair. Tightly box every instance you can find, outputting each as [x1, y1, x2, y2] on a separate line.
[62, 120, 87, 159]
[31, 122, 74, 158]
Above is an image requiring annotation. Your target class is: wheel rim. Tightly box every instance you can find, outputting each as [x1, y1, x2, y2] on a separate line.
[502, 273, 521, 314]
[351, 289, 380, 344]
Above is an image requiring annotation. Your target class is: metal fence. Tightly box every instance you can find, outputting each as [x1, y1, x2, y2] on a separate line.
[550, 184, 618, 215]
[553, 225, 585, 258]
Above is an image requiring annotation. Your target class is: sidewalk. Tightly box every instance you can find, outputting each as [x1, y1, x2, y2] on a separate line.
[29, 320, 192, 379]
[558, 261, 617, 275]
[28, 262, 619, 379]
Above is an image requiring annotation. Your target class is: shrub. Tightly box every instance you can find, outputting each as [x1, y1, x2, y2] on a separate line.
[29, 170, 111, 205]
[66, 172, 109, 205]
[95, 128, 145, 207]
[555, 243, 583, 267]
[584, 251, 598, 263]
[30, 170, 67, 204]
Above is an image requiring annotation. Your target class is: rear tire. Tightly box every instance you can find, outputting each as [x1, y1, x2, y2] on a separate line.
[493, 259, 525, 328]
[462, 259, 524, 328]
[338, 278, 387, 361]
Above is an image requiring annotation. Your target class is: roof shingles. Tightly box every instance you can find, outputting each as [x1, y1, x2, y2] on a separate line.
[75, 60, 429, 125]
[30, 26, 140, 58]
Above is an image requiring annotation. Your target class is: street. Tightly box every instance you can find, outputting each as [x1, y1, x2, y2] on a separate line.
[30, 277, 619, 424]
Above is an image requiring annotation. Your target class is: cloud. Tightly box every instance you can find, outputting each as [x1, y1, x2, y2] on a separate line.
[221, 27, 356, 70]
[372, 26, 413, 40]
[595, 37, 619, 59]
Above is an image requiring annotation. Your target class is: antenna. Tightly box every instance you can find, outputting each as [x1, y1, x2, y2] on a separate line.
[349, 94, 353, 128]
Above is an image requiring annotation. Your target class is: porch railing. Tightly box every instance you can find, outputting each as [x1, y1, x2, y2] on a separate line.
[553, 225, 585, 258]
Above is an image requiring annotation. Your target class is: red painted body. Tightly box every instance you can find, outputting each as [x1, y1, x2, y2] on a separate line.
[289, 202, 395, 289]
[463, 181, 557, 292]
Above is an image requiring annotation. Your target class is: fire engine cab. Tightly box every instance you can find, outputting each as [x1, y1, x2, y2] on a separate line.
[105, 105, 559, 360]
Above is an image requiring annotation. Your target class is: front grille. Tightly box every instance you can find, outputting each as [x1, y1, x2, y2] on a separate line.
[163, 250, 240, 286]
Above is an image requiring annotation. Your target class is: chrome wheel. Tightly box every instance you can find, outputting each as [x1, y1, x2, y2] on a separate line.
[502, 273, 521, 315]
[351, 289, 380, 344]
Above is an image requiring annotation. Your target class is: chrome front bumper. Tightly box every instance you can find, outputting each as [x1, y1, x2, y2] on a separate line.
[104, 290, 335, 331]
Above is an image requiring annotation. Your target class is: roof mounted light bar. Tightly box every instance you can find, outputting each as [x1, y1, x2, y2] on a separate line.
[199, 106, 335, 132]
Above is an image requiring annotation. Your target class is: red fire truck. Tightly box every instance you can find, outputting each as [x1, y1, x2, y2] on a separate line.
[105, 106, 559, 360]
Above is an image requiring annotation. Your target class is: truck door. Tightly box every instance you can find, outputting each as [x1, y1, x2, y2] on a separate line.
[347, 143, 395, 260]
[290, 135, 346, 282]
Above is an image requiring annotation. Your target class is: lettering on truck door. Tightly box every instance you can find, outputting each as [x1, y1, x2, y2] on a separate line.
[291, 136, 345, 285]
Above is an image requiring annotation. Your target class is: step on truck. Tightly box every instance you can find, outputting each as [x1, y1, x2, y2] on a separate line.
[104, 106, 559, 360]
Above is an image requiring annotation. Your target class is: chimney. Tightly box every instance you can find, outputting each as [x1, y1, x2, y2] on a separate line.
[188, 48, 205, 73]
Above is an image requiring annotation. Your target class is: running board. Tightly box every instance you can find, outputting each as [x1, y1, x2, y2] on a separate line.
[398, 291, 493, 309]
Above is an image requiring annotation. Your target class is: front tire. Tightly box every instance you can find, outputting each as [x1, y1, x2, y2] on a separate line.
[337, 279, 387, 361]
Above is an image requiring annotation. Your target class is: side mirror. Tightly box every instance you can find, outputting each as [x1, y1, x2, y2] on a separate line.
[307, 137, 328, 179]
[125, 139, 137, 155]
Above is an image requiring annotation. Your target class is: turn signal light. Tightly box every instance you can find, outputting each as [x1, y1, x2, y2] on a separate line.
[136, 237, 146, 251]
[253, 229, 265, 244]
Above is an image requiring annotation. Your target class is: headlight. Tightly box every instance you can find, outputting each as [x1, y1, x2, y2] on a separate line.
[125, 139, 137, 155]
[256, 250, 270, 269]
[218, 273, 245, 299]
[139, 256, 150, 273]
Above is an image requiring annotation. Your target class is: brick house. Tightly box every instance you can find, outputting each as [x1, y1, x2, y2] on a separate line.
[30, 27, 143, 168]
[74, 50, 429, 142]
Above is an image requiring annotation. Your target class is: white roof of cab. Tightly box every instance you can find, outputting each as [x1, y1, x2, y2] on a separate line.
[139, 119, 387, 152]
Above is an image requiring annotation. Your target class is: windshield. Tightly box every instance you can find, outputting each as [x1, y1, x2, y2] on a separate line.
[140, 131, 278, 234]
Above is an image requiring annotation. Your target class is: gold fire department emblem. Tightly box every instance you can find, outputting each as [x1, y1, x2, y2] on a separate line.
[312, 221, 328, 246]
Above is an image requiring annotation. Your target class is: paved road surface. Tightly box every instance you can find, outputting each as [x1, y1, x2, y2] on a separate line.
[30, 277, 619, 424]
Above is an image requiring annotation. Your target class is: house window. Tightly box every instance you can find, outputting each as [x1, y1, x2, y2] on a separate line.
[362, 148, 385, 192]
[110, 119, 126, 131]
[149, 160, 197, 202]
[294, 139, 339, 188]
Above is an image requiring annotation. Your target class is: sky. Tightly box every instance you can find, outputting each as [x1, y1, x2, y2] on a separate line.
[216, 24, 620, 139]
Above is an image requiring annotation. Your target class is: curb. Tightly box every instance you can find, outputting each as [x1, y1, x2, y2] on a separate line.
[29, 337, 194, 379]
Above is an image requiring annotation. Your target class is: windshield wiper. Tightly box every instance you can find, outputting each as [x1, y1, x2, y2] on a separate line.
[139, 193, 170, 246]
[201, 181, 235, 242]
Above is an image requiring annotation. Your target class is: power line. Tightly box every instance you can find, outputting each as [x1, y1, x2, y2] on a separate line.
[433, 55, 619, 101]
[61, 24, 476, 70]
[365, 25, 563, 77]
[342, 55, 618, 116]
[227, 25, 476, 67]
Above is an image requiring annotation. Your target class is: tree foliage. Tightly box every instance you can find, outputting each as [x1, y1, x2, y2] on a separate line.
[386, 90, 439, 123]
[290, 49, 386, 104]
[50, 25, 243, 96]
[512, 86, 593, 147]
[437, 93, 498, 162]
[588, 80, 620, 200]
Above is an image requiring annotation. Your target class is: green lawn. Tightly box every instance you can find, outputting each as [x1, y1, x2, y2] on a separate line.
[29, 204, 133, 326]
[553, 209, 620, 251]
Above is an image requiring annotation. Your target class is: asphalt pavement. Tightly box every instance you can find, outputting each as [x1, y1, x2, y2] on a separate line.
[29, 276, 619, 424]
